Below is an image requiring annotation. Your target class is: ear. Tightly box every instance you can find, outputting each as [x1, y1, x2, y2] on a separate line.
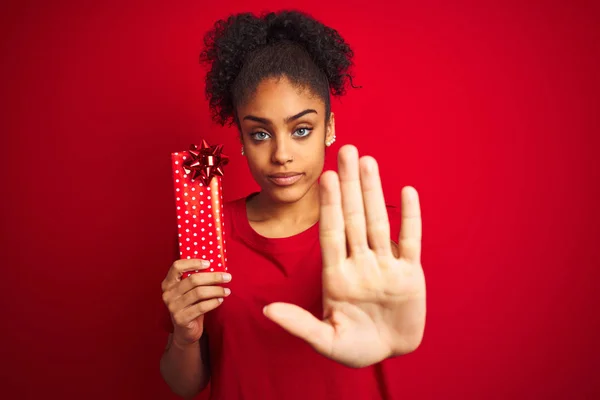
[325, 112, 336, 144]
[234, 114, 244, 144]
[237, 124, 244, 145]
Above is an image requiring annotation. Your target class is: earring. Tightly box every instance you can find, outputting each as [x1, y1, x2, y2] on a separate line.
[241, 146, 245, 156]
[326, 135, 336, 147]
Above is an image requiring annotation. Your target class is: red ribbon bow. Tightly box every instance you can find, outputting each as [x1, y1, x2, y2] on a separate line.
[182, 140, 229, 186]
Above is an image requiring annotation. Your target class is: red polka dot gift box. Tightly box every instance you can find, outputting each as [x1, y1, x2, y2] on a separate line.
[171, 140, 229, 279]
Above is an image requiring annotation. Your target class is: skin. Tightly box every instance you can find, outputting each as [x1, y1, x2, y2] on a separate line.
[236, 76, 334, 235]
[237, 75, 427, 367]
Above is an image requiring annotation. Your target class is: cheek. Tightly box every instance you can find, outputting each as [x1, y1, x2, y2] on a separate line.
[246, 157, 264, 177]
[245, 153, 272, 185]
[306, 147, 326, 175]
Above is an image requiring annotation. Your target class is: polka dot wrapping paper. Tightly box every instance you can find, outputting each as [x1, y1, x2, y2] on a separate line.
[170, 143, 229, 278]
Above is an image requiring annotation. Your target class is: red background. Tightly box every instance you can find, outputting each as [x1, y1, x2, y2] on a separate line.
[1, 0, 598, 398]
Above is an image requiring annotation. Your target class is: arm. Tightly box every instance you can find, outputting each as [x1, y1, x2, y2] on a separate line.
[160, 331, 211, 399]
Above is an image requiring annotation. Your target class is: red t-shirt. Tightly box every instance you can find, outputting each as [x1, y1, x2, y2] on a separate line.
[162, 192, 405, 399]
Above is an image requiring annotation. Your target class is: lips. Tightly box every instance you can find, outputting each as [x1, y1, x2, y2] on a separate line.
[269, 172, 302, 178]
[268, 172, 303, 186]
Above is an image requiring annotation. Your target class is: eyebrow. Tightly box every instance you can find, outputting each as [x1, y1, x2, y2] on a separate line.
[242, 109, 318, 125]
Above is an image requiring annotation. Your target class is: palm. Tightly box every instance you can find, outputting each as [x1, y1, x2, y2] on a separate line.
[264, 145, 426, 368]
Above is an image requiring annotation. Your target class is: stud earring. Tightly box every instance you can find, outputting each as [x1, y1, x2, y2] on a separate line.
[241, 146, 245, 156]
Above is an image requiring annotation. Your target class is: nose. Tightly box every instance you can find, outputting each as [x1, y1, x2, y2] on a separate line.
[270, 136, 293, 165]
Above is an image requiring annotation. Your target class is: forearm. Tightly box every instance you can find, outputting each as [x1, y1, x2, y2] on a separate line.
[160, 333, 210, 398]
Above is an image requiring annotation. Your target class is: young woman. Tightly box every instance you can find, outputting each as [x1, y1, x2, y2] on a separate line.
[160, 10, 426, 399]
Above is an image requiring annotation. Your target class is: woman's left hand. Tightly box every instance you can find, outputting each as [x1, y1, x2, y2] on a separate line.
[264, 144, 426, 368]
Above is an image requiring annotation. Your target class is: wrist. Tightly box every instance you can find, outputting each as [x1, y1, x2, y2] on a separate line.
[171, 332, 200, 350]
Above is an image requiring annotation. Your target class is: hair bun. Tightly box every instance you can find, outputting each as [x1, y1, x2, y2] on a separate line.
[201, 10, 356, 126]
[265, 12, 304, 44]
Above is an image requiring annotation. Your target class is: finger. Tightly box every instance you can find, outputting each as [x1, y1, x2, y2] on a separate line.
[162, 259, 210, 291]
[264, 302, 334, 356]
[359, 156, 392, 256]
[172, 285, 231, 312]
[163, 271, 231, 305]
[174, 298, 224, 326]
[181, 271, 232, 294]
[319, 170, 347, 268]
[338, 145, 368, 254]
[398, 186, 422, 263]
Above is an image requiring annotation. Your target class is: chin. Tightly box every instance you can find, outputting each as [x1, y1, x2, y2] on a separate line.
[262, 180, 313, 204]
[265, 186, 303, 204]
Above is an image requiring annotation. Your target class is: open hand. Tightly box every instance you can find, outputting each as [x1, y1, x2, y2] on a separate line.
[263, 145, 426, 368]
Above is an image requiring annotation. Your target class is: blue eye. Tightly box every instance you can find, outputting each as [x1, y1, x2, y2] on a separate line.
[251, 131, 270, 141]
[293, 127, 312, 138]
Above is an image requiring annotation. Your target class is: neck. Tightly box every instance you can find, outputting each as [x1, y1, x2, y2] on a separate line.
[249, 182, 320, 226]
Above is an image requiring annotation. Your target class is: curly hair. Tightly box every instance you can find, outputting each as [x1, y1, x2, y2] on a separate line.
[200, 10, 356, 127]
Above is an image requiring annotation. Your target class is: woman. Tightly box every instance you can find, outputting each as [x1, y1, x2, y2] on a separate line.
[160, 10, 426, 399]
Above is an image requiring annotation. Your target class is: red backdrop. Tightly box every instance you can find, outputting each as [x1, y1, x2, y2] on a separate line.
[1, 0, 598, 398]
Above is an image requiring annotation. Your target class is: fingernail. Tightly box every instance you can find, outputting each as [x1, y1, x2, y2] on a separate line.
[224, 288, 231, 296]
[218, 298, 224, 303]
[222, 273, 232, 282]
[201, 260, 210, 267]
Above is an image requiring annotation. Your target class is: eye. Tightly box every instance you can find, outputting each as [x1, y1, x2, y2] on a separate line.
[250, 131, 270, 141]
[293, 127, 313, 138]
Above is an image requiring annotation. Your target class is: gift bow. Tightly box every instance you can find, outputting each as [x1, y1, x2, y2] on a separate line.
[182, 140, 229, 186]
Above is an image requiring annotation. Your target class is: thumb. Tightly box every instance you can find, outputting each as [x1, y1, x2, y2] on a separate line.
[263, 302, 334, 355]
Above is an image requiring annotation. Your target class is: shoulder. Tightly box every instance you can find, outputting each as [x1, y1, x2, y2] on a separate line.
[224, 196, 244, 209]
[224, 195, 247, 214]
[224, 192, 258, 215]
[223, 194, 252, 224]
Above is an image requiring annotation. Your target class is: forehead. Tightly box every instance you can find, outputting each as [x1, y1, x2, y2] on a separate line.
[238, 77, 325, 118]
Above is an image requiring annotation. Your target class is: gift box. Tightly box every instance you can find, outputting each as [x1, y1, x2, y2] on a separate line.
[171, 140, 229, 278]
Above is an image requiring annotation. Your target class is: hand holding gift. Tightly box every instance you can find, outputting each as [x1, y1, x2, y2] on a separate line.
[160, 259, 233, 345]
